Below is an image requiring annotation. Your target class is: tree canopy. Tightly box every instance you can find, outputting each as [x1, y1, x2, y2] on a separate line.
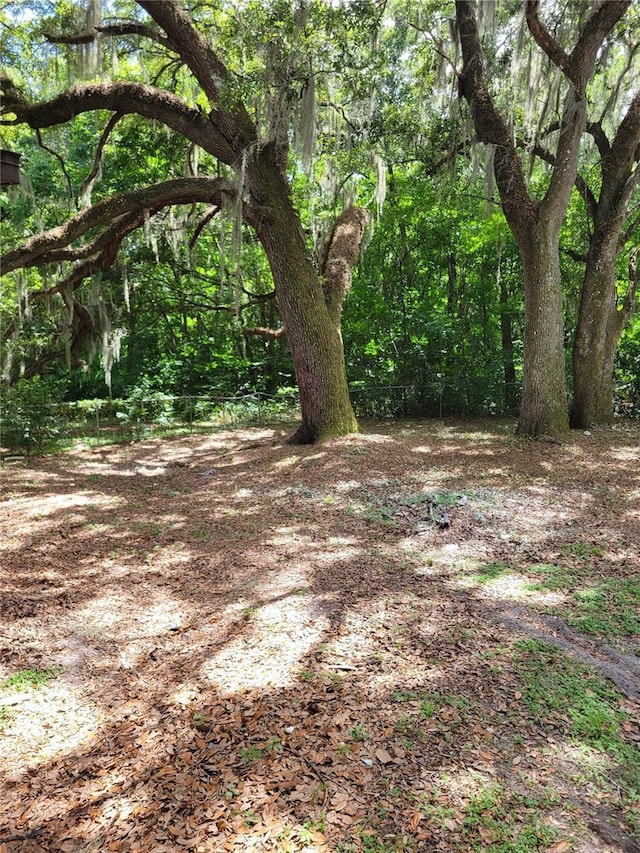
[1, 0, 639, 441]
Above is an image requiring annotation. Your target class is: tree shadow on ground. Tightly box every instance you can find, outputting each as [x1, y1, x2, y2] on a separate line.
[1, 419, 638, 852]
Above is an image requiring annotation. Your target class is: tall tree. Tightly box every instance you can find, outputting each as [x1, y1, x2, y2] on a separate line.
[0, 0, 375, 443]
[571, 90, 640, 427]
[455, 0, 631, 436]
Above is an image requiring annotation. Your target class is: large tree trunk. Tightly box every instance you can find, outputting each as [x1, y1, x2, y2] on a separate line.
[572, 241, 637, 427]
[571, 90, 640, 428]
[516, 221, 569, 436]
[248, 154, 358, 444]
[571, 235, 619, 427]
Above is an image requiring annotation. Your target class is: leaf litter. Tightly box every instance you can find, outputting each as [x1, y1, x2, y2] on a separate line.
[0, 418, 639, 852]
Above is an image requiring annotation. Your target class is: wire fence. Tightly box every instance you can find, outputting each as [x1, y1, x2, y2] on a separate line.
[1, 381, 638, 455]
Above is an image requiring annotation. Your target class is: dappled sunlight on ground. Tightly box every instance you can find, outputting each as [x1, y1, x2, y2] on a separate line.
[1, 419, 638, 851]
[454, 570, 568, 606]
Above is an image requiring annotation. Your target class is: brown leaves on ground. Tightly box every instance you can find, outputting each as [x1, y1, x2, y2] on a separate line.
[0, 418, 639, 852]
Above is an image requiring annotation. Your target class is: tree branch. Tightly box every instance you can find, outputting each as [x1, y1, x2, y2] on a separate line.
[455, 0, 536, 243]
[525, 1, 576, 88]
[0, 79, 237, 164]
[35, 128, 74, 202]
[79, 112, 126, 207]
[599, 89, 640, 218]
[137, 0, 256, 155]
[518, 135, 598, 222]
[320, 206, 370, 326]
[586, 120, 611, 158]
[243, 326, 286, 340]
[568, 1, 632, 94]
[44, 21, 177, 51]
[1, 177, 236, 273]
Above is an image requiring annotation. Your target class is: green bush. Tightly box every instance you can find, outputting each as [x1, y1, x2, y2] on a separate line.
[0, 377, 63, 454]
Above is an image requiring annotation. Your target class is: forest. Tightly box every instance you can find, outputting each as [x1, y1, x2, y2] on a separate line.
[0, 0, 638, 446]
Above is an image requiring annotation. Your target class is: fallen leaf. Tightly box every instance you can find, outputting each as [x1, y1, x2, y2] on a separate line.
[375, 747, 393, 764]
[546, 842, 571, 853]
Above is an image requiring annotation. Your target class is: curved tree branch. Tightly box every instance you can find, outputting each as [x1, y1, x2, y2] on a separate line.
[1, 177, 236, 273]
[137, 0, 257, 153]
[79, 112, 126, 207]
[44, 21, 177, 52]
[21, 298, 94, 380]
[525, 1, 576, 88]
[569, 1, 633, 93]
[521, 1, 630, 224]
[0, 79, 237, 164]
[456, 0, 536, 243]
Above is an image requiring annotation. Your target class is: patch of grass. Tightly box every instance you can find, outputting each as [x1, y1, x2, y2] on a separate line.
[526, 562, 577, 590]
[470, 561, 508, 584]
[191, 528, 212, 541]
[514, 640, 640, 796]
[565, 542, 605, 560]
[569, 577, 640, 636]
[528, 567, 639, 636]
[462, 783, 560, 851]
[2, 666, 62, 690]
[349, 722, 369, 741]
[0, 705, 13, 729]
[336, 825, 416, 852]
[392, 689, 419, 703]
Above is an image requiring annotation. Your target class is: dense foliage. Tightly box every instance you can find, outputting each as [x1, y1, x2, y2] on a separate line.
[1, 0, 638, 443]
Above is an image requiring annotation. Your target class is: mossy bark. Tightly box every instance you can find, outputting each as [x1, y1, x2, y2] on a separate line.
[515, 222, 570, 437]
[248, 153, 358, 444]
[571, 239, 637, 428]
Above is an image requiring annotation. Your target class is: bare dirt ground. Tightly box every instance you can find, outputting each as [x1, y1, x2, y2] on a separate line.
[1, 418, 639, 853]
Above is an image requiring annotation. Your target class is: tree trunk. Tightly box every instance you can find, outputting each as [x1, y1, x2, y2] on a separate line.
[516, 221, 569, 436]
[248, 155, 358, 444]
[571, 238, 637, 427]
[571, 235, 617, 426]
[571, 90, 640, 428]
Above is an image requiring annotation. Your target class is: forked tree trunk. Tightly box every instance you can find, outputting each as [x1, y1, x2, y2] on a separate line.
[516, 221, 569, 435]
[455, 0, 630, 437]
[571, 89, 640, 428]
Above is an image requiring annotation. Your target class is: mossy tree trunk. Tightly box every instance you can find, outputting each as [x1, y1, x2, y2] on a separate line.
[571, 91, 640, 428]
[516, 222, 569, 436]
[246, 152, 360, 444]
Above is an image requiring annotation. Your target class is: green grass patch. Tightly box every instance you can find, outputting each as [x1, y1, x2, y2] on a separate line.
[514, 640, 640, 793]
[565, 542, 605, 560]
[2, 666, 62, 691]
[527, 566, 639, 637]
[526, 563, 577, 590]
[569, 577, 640, 636]
[462, 783, 560, 852]
[469, 561, 508, 584]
